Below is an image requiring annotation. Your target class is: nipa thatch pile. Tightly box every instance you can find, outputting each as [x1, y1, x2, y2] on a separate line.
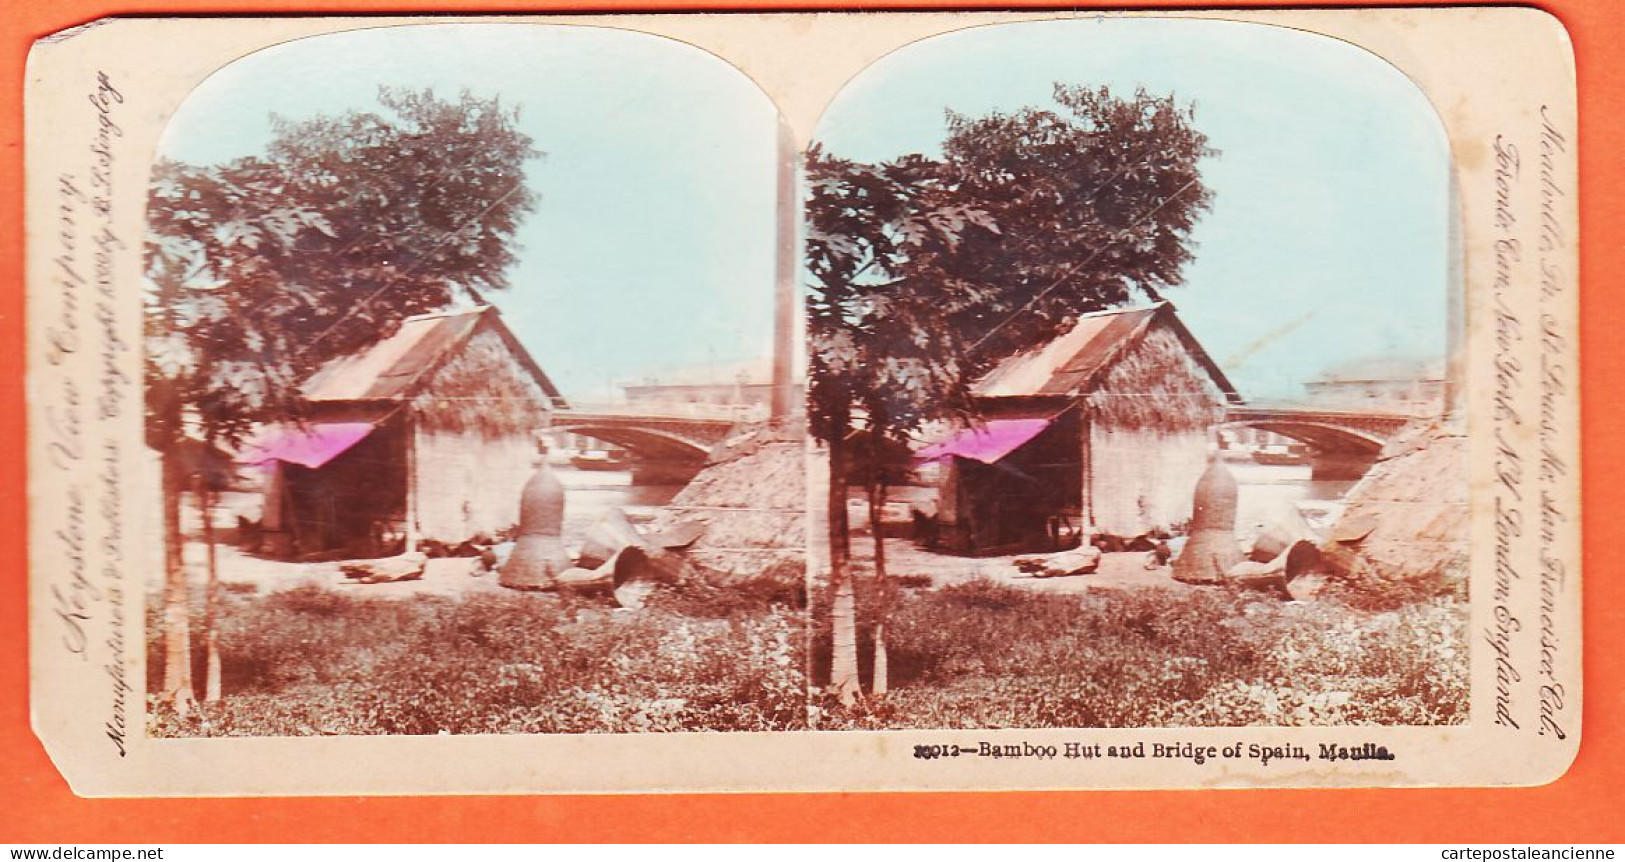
[650, 419, 807, 589]
[1319, 422, 1468, 597]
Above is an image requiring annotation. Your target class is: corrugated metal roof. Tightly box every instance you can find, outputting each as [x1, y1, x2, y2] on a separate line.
[972, 303, 1240, 402]
[302, 306, 566, 406]
[973, 306, 1159, 397]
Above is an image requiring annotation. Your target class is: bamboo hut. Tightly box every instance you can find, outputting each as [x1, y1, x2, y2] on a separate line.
[920, 303, 1241, 554]
[240, 306, 567, 558]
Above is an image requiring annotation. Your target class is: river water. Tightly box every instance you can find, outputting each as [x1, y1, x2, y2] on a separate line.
[1229, 460, 1357, 541]
[554, 466, 684, 546]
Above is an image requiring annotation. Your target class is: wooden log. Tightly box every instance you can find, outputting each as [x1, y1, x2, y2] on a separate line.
[340, 552, 428, 584]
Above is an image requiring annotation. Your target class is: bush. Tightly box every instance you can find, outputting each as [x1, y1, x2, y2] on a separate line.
[818, 580, 1467, 729]
[149, 574, 1466, 736]
[149, 587, 808, 737]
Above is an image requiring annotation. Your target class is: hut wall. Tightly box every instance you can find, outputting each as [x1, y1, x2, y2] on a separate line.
[406, 324, 552, 544]
[411, 427, 538, 543]
[1083, 323, 1228, 538]
[1086, 426, 1209, 537]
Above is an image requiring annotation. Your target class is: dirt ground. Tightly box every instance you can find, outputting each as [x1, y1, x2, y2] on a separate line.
[166, 481, 1191, 601]
[153, 489, 515, 600]
[173, 540, 507, 600]
[177, 534, 1186, 601]
[850, 536, 1193, 595]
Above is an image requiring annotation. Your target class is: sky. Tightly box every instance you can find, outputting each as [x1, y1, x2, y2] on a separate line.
[158, 18, 1452, 405]
[158, 23, 781, 404]
[813, 17, 1453, 400]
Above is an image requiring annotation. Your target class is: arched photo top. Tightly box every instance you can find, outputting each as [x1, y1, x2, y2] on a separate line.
[154, 22, 785, 405]
[810, 16, 1454, 404]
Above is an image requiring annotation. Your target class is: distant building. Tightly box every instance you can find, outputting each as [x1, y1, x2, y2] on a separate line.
[918, 303, 1241, 552]
[1302, 356, 1446, 416]
[619, 359, 804, 420]
[241, 306, 566, 557]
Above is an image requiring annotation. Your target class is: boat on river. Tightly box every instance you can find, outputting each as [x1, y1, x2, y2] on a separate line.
[1250, 444, 1310, 467]
[570, 450, 630, 471]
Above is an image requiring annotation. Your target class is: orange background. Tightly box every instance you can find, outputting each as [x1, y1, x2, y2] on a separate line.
[3, 0, 1620, 843]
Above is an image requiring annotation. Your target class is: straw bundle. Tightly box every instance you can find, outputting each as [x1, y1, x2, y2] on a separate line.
[1086, 325, 1227, 432]
[1320, 422, 1468, 596]
[651, 420, 807, 589]
[411, 330, 551, 439]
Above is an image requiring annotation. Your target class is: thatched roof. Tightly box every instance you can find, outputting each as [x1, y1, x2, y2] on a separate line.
[303, 306, 567, 408]
[968, 303, 1239, 433]
[651, 419, 806, 587]
[972, 303, 1240, 404]
[1319, 421, 1467, 601]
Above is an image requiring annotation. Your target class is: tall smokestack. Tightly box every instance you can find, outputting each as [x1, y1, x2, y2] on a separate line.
[770, 118, 797, 422]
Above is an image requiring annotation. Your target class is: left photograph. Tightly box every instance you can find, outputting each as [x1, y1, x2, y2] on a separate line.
[141, 23, 808, 737]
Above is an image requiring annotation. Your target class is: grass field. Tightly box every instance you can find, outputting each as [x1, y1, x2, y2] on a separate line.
[815, 579, 1467, 729]
[148, 576, 1466, 736]
[147, 584, 807, 736]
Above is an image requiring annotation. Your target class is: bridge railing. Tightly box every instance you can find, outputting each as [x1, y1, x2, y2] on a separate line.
[552, 402, 767, 422]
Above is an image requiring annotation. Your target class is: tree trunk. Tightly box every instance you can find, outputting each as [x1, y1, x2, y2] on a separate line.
[201, 471, 222, 704]
[869, 479, 889, 698]
[160, 453, 196, 716]
[827, 436, 860, 707]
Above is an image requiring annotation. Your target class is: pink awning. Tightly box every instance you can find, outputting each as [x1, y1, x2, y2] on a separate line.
[238, 422, 376, 469]
[915, 418, 1055, 465]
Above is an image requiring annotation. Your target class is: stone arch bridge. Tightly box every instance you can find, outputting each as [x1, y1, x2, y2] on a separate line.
[1222, 405, 1417, 480]
[548, 410, 739, 484]
[550, 405, 1417, 484]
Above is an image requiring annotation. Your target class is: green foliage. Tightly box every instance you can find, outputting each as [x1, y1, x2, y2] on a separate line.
[147, 586, 807, 736]
[144, 87, 541, 449]
[938, 85, 1214, 363]
[264, 89, 537, 309]
[643, 566, 807, 619]
[818, 582, 1468, 729]
[803, 84, 1216, 451]
[803, 149, 990, 447]
[143, 578, 1466, 735]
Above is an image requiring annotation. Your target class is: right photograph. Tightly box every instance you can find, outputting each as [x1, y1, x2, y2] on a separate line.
[803, 17, 1467, 729]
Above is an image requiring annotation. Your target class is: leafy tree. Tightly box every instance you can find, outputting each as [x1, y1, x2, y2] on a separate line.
[804, 148, 993, 704]
[145, 87, 540, 713]
[804, 85, 1212, 707]
[937, 84, 1214, 366]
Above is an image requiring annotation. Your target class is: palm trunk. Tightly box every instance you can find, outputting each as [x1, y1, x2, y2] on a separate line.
[869, 478, 889, 698]
[201, 466, 222, 704]
[827, 435, 860, 707]
[160, 452, 196, 716]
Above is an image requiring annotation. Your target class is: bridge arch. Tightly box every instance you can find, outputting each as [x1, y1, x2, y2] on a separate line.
[548, 412, 741, 484]
[1222, 420, 1387, 457]
[550, 424, 713, 463]
[1221, 406, 1417, 480]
